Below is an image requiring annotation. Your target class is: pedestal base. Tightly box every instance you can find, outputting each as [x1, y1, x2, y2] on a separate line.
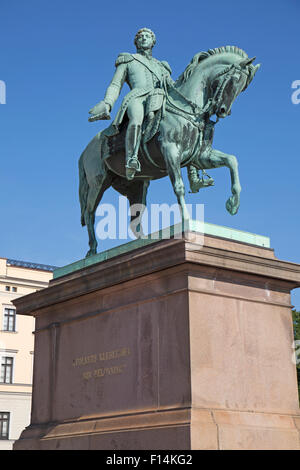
[13, 230, 300, 450]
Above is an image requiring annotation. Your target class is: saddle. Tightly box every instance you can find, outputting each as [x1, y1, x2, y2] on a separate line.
[102, 88, 212, 179]
[102, 108, 164, 178]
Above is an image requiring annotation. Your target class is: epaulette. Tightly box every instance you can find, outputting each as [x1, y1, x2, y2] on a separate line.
[115, 53, 134, 66]
[161, 60, 172, 74]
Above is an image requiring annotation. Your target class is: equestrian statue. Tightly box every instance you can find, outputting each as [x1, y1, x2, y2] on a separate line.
[79, 28, 260, 257]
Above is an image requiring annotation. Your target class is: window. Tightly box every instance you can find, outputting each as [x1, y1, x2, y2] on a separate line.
[0, 357, 14, 383]
[12, 287, 17, 293]
[0, 413, 10, 439]
[5, 286, 10, 292]
[3, 308, 16, 332]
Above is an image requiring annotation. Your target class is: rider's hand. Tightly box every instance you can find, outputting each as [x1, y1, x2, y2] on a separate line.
[88, 101, 111, 121]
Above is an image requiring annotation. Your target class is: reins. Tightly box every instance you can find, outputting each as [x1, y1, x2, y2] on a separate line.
[165, 63, 249, 126]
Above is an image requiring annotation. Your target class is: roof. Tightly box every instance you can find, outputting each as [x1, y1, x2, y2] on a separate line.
[6, 259, 58, 272]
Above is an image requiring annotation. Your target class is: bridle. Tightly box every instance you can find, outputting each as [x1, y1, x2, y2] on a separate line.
[211, 64, 249, 115]
[165, 63, 249, 123]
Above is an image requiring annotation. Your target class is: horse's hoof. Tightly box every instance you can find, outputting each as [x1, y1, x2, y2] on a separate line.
[137, 230, 146, 239]
[226, 197, 239, 215]
[86, 249, 97, 258]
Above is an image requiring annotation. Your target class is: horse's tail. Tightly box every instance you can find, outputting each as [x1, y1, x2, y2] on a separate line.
[79, 152, 88, 226]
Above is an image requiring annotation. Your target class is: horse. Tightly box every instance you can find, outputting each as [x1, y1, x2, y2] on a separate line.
[79, 46, 260, 257]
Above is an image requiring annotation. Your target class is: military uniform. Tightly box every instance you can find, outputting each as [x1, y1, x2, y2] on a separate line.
[99, 52, 173, 179]
[104, 52, 173, 130]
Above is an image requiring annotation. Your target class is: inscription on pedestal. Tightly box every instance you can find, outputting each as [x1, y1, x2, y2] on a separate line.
[72, 347, 131, 381]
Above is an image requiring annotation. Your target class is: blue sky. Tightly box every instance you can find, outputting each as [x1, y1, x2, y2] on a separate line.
[0, 0, 300, 308]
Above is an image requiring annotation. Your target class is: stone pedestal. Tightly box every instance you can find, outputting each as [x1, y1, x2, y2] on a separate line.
[13, 230, 300, 450]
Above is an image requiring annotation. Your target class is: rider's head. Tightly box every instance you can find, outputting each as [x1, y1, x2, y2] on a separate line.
[134, 28, 156, 51]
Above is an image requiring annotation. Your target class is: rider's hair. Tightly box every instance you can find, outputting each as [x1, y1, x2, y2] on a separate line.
[134, 28, 156, 48]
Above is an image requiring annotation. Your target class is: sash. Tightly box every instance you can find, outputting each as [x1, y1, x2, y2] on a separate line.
[132, 54, 163, 82]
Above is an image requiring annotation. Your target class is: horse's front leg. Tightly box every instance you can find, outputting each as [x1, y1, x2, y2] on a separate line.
[161, 141, 190, 221]
[203, 148, 241, 215]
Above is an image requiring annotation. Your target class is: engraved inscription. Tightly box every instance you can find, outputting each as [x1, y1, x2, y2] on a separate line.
[72, 347, 131, 380]
[72, 354, 97, 367]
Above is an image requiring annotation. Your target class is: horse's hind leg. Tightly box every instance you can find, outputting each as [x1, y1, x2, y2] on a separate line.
[85, 207, 96, 258]
[128, 180, 150, 238]
[84, 173, 113, 257]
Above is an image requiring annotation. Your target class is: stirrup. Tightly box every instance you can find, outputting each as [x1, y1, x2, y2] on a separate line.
[126, 157, 141, 172]
[189, 170, 214, 193]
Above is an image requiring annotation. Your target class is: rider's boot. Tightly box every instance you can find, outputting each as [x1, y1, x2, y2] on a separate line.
[188, 165, 202, 193]
[125, 124, 142, 181]
[187, 165, 214, 193]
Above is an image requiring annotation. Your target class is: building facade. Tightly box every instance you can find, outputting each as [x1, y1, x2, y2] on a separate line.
[0, 258, 54, 450]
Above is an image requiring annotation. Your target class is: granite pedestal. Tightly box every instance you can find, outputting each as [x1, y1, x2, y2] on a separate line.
[13, 225, 300, 450]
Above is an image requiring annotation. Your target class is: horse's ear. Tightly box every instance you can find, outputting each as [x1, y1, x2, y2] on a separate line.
[240, 56, 256, 68]
[242, 63, 261, 91]
[250, 63, 261, 81]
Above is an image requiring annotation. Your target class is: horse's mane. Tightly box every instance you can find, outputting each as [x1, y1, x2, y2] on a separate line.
[176, 46, 249, 85]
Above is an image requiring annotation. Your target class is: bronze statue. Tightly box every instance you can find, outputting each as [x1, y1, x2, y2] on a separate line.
[80, 28, 260, 257]
[89, 28, 174, 180]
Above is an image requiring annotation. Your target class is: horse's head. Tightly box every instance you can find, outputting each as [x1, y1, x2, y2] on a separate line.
[210, 56, 261, 119]
[176, 47, 261, 120]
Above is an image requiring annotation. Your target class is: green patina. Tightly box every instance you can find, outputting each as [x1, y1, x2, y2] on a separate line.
[53, 221, 270, 279]
[80, 28, 261, 258]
